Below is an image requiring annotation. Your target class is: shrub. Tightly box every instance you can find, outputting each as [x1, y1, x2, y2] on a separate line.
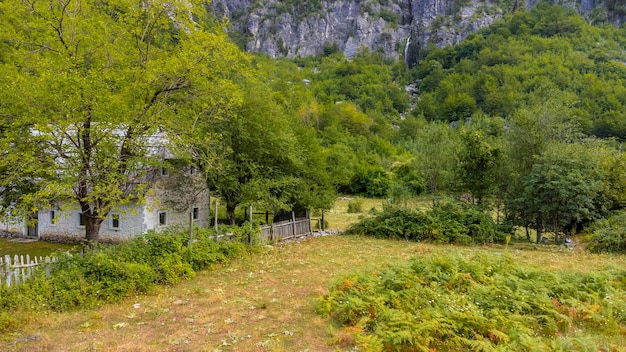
[314, 219, 329, 230]
[346, 205, 435, 241]
[0, 312, 18, 333]
[347, 200, 363, 213]
[587, 210, 626, 253]
[0, 228, 252, 317]
[346, 201, 508, 244]
[429, 201, 506, 244]
[319, 254, 626, 351]
[233, 222, 261, 245]
[350, 168, 391, 198]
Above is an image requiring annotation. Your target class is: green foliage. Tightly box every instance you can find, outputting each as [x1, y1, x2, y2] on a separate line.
[346, 205, 434, 241]
[346, 201, 507, 244]
[430, 202, 507, 244]
[458, 128, 502, 205]
[0, 0, 246, 241]
[314, 219, 330, 230]
[0, 311, 18, 333]
[377, 9, 398, 26]
[198, 65, 335, 224]
[408, 122, 460, 197]
[587, 209, 626, 253]
[0, 229, 248, 314]
[350, 167, 391, 198]
[320, 254, 626, 351]
[519, 142, 606, 241]
[347, 200, 364, 214]
[416, 3, 626, 140]
[271, 0, 324, 21]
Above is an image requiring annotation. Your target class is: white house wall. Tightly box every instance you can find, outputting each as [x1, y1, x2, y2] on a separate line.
[37, 192, 210, 240]
[38, 202, 147, 240]
[31, 163, 211, 241]
[0, 214, 25, 236]
[142, 188, 211, 232]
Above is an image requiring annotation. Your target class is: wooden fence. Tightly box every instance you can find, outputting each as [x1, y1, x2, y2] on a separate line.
[0, 254, 57, 287]
[260, 217, 312, 242]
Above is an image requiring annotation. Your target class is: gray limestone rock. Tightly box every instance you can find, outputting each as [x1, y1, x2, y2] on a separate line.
[210, 0, 625, 65]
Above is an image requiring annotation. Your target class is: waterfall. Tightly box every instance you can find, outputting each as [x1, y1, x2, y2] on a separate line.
[404, 35, 411, 65]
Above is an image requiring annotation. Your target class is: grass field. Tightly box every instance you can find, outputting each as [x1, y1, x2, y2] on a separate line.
[0, 238, 76, 258]
[4, 233, 626, 351]
[2, 197, 625, 351]
[322, 196, 433, 231]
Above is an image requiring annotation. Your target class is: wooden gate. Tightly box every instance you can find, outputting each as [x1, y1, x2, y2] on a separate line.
[260, 217, 312, 242]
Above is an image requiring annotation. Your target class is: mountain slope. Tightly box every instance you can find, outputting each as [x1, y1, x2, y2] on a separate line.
[211, 0, 625, 65]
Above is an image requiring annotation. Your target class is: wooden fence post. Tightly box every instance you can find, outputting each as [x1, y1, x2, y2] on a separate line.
[214, 198, 219, 232]
[306, 210, 312, 236]
[291, 211, 296, 239]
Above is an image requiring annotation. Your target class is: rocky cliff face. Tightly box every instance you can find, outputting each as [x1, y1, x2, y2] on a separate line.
[210, 0, 624, 65]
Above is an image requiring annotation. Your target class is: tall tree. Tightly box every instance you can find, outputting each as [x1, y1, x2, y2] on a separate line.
[457, 128, 502, 205]
[203, 81, 334, 224]
[520, 142, 605, 243]
[409, 122, 460, 204]
[502, 95, 582, 240]
[0, 0, 243, 242]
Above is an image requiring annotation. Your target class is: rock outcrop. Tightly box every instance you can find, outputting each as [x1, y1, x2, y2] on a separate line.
[210, 0, 625, 65]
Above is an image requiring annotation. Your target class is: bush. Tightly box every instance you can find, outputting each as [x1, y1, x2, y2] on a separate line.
[319, 254, 626, 351]
[233, 222, 261, 245]
[346, 205, 435, 241]
[429, 201, 506, 244]
[350, 168, 391, 198]
[0, 312, 18, 333]
[0, 228, 252, 317]
[347, 200, 363, 213]
[587, 210, 626, 253]
[314, 219, 329, 230]
[345, 201, 508, 244]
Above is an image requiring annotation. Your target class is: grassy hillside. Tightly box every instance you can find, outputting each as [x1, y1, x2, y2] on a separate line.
[3, 235, 625, 351]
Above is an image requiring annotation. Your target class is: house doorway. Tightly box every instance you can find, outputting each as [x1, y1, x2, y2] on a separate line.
[26, 212, 38, 238]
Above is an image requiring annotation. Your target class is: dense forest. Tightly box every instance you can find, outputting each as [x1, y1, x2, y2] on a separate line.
[1, 1, 626, 250]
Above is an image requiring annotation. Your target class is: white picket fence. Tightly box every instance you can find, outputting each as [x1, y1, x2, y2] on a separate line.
[0, 254, 58, 287]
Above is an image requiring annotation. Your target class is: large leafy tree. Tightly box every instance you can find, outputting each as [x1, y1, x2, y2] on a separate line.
[0, 0, 243, 242]
[409, 122, 460, 204]
[520, 143, 605, 243]
[502, 96, 582, 240]
[457, 128, 502, 206]
[204, 81, 334, 225]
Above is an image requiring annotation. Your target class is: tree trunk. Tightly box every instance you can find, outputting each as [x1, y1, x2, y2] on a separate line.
[85, 216, 103, 246]
[525, 224, 530, 242]
[536, 214, 543, 244]
[226, 203, 236, 225]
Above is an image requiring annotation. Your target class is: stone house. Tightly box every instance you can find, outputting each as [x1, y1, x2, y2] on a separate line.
[6, 163, 210, 241]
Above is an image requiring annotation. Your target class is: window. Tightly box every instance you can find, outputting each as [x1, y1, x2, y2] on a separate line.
[110, 213, 120, 229]
[192, 207, 199, 220]
[160, 167, 169, 177]
[158, 211, 167, 226]
[79, 213, 86, 227]
[50, 210, 56, 225]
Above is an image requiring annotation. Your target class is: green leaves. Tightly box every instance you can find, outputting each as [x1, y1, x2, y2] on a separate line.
[321, 254, 626, 351]
[0, 0, 247, 240]
[346, 201, 506, 244]
[519, 142, 605, 238]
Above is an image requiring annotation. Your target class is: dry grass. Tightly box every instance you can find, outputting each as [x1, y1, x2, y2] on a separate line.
[3, 236, 424, 352]
[322, 196, 432, 231]
[322, 197, 384, 230]
[5, 234, 626, 352]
